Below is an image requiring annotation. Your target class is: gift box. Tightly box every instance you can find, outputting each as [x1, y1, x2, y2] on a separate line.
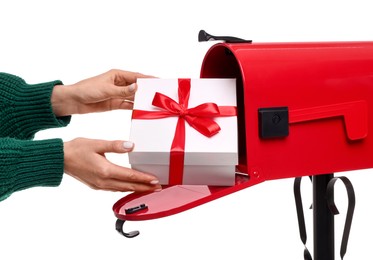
[128, 78, 238, 186]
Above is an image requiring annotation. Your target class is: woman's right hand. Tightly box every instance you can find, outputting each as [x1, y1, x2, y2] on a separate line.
[63, 137, 161, 193]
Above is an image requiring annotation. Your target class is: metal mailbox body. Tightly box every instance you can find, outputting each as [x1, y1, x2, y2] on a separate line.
[201, 41, 373, 186]
[113, 41, 373, 222]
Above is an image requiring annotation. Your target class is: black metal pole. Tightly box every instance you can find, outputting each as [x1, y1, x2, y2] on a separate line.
[313, 173, 334, 260]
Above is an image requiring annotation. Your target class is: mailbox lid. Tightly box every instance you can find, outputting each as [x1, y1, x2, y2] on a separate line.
[113, 173, 251, 221]
[201, 41, 373, 182]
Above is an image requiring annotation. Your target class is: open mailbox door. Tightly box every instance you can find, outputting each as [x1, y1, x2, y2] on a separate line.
[113, 33, 373, 235]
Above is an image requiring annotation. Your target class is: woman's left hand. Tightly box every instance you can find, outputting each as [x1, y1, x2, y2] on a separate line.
[51, 69, 151, 116]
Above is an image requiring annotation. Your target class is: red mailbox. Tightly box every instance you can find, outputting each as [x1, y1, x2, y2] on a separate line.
[201, 40, 372, 185]
[113, 37, 373, 227]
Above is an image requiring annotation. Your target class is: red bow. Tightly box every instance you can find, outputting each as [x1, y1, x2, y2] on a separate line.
[132, 79, 236, 185]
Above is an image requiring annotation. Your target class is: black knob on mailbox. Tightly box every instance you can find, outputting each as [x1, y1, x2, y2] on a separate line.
[258, 107, 289, 139]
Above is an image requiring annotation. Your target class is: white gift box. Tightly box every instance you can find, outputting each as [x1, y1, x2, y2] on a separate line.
[128, 78, 238, 186]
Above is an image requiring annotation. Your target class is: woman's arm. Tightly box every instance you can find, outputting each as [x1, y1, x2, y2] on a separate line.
[0, 72, 71, 140]
[0, 137, 64, 201]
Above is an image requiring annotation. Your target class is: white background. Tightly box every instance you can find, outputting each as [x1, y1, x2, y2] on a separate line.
[0, 0, 372, 259]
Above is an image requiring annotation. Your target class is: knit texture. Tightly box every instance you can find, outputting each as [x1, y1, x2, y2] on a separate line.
[0, 73, 71, 139]
[0, 138, 64, 201]
[0, 73, 71, 201]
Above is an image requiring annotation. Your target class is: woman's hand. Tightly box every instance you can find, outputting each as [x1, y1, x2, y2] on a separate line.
[51, 69, 151, 116]
[63, 138, 161, 193]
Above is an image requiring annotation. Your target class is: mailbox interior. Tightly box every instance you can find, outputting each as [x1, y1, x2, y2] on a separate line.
[200, 45, 248, 174]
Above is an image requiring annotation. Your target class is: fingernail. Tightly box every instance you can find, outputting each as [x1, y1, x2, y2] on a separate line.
[154, 188, 162, 192]
[128, 83, 136, 92]
[123, 141, 134, 149]
[150, 179, 159, 185]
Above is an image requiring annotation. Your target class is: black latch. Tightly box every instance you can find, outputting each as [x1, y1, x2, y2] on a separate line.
[198, 30, 252, 43]
[125, 203, 148, 214]
[258, 107, 289, 138]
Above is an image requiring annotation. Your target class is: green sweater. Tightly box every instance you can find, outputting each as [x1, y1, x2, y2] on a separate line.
[0, 73, 71, 201]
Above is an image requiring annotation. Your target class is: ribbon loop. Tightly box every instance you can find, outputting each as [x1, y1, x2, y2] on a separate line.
[187, 103, 220, 117]
[185, 116, 221, 137]
[152, 92, 182, 114]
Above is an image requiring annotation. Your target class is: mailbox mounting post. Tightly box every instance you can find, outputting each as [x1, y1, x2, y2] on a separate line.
[313, 174, 335, 260]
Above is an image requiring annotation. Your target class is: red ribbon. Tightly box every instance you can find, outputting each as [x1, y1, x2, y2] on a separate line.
[132, 79, 237, 185]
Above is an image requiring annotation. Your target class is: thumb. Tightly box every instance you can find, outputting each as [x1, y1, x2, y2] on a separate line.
[95, 140, 134, 154]
[106, 83, 137, 98]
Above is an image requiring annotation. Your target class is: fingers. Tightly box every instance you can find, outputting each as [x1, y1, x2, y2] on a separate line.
[118, 82, 137, 98]
[93, 139, 134, 154]
[91, 166, 162, 192]
[107, 163, 159, 185]
[93, 139, 162, 185]
[64, 138, 162, 193]
[102, 83, 137, 111]
[108, 69, 154, 86]
[106, 69, 155, 98]
[117, 99, 134, 110]
[91, 179, 161, 193]
[98, 69, 154, 109]
[102, 82, 137, 100]
[91, 140, 162, 191]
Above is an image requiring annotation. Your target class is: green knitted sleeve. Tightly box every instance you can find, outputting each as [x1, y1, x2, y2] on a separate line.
[0, 73, 71, 140]
[0, 137, 64, 201]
